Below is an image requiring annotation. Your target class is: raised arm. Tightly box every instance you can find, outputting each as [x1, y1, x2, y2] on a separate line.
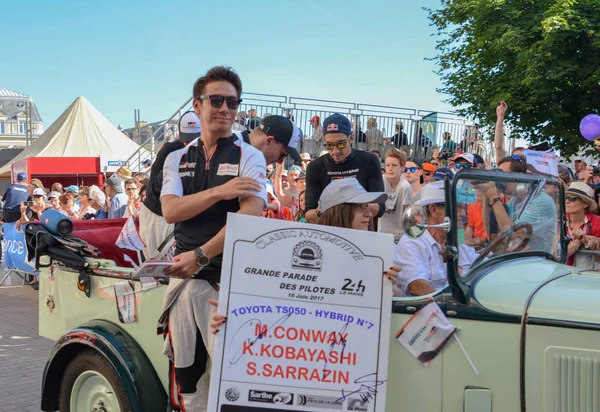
[495, 101, 507, 163]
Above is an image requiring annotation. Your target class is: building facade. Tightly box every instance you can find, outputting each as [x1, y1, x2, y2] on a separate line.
[0, 89, 44, 148]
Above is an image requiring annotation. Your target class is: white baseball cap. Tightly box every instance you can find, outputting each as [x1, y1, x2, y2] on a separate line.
[454, 153, 475, 164]
[318, 178, 387, 213]
[179, 111, 201, 142]
[32, 188, 46, 197]
[414, 181, 446, 206]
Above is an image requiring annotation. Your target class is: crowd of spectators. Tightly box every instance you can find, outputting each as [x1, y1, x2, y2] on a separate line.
[1, 167, 149, 232]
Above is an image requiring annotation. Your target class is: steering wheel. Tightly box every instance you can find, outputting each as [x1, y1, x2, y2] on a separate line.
[471, 222, 533, 267]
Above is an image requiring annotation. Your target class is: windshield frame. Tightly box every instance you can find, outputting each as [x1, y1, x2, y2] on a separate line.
[447, 169, 567, 284]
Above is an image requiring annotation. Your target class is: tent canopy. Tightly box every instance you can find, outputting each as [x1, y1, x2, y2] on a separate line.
[0, 96, 147, 177]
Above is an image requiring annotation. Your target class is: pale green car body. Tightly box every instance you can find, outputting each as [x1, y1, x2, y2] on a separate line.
[39, 170, 600, 411]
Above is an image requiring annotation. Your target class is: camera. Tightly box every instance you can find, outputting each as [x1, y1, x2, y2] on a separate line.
[593, 166, 600, 176]
[24, 201, 34, 207]
[439, 149, 453, 160]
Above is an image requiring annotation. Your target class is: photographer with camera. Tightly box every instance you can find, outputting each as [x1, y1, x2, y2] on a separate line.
[16, 188, 50, 231]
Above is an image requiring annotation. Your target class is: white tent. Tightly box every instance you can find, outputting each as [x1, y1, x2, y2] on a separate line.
[0, 96, 148, 177]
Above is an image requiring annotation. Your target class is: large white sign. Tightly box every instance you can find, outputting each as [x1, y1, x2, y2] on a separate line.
[208, 214, 393, 412]
[523, 150, 558, 177]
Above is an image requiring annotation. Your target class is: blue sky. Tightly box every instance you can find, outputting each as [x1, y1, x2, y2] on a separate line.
[2, 0, 450, 128]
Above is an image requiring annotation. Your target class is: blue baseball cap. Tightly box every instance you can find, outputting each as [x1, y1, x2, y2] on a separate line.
[322, 113, 352, 136]
[65, 185, 79, 194]
[16, 172, 26, 181]
[432, 167, 454, 181]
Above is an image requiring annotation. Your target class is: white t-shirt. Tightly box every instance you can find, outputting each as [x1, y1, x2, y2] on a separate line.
[394, 231, 479, 296]
[378, 176, 412, 242]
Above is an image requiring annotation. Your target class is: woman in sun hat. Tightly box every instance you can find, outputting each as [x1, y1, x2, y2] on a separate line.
[565, 182, 600, 269]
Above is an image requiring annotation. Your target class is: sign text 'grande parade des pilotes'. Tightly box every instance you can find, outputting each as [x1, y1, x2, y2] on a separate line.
[208, 214, 393, 412]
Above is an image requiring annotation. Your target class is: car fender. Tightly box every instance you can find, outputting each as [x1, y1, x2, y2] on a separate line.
[41, 319, 167, 412]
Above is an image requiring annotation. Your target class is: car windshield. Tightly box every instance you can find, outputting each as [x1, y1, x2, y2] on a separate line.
[454, 174, 564, 273]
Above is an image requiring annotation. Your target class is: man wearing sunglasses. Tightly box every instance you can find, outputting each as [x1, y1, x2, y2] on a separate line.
[403, 157, 424, 201]
[159, 66, 267, 411]
[304, 113, 384, 224]
[454, 153, 477, 170]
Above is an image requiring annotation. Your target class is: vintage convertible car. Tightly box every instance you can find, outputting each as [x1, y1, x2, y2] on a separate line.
[37, 169, 600, 412]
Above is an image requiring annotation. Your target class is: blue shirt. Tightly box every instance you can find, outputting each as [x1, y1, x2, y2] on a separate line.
[108, 192, 128, 219]
[2, 184, 29, 212]
[95, 208, 108, 219]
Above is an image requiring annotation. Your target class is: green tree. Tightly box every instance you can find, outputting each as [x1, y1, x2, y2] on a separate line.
[428, 0, 600, 156]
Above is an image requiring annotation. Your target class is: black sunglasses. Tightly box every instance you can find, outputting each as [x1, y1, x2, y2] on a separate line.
[198, 94, 242, 110]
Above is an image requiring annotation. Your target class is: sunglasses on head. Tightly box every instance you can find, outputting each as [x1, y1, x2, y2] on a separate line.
[403, 167, 418, 173]
[198, 94, 242, 110]
[33, 195, 43, 198]
[324, 140, 349, 151]
[566, 195, 581, 202]
[456, 163, 472, 169]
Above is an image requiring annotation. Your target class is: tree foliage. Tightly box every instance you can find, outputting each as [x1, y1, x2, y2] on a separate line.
[428, 0, 600, 156]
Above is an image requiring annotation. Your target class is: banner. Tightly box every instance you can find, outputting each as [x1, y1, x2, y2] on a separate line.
[395, 301, 456, 365]
[208, 214, 393, 412]
[523, 150, 559, 177]
[3, 221, 36, 274]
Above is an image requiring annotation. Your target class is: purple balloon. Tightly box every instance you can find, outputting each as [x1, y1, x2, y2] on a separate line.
[580, 114, 600, 141]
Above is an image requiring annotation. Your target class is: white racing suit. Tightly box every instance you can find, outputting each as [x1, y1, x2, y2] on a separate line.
[161, 278, 219, 412]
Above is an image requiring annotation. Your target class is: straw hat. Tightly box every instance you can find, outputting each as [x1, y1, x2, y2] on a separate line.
[566, 182, 598, 212]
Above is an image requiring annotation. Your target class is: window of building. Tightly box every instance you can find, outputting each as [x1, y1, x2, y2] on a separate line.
[18, 121, 26, 134]
[0, 121, 4, 134]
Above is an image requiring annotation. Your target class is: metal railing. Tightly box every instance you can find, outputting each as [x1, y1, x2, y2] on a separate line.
[125, 92, 502, 172]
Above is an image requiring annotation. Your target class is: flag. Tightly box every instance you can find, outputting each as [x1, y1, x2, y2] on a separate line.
[116, 216, 145, 251]
[113, 281, 137, 324]
[395, 301, 456, 365]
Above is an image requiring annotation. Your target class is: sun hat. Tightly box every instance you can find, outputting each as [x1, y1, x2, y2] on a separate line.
[300, 153, 311, 161]
[414, 181, 446, 207]
[318, 178, 387, 213]
[566, 182, 598, 212]
[47, 191, 61, 200]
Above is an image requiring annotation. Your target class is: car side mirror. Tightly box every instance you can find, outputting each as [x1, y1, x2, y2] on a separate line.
[403, 204, 452, 238]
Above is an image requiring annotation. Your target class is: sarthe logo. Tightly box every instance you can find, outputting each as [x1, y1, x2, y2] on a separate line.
[291, 241, 323, 271]
[248, 390, 293, 404]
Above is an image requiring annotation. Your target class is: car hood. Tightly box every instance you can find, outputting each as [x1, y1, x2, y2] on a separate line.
[473, 257, 600, 326]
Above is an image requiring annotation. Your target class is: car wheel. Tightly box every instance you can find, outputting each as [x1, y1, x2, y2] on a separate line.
[58, 349, 131, 412]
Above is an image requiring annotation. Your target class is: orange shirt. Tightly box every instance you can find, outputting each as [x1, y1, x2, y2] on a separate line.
[467, 200, 489, 239]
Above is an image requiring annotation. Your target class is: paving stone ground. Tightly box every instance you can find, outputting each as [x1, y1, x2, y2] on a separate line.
[0, 285, 53, 412]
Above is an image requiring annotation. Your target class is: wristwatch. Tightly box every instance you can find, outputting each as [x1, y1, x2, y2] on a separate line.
[194, 247, 210, 268]
[488, 197, 501, 206]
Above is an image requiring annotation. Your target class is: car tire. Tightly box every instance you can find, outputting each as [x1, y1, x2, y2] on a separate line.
[58, 349, 132, 412]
